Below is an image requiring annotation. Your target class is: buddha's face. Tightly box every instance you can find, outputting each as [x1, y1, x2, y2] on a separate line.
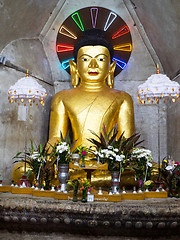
[77, 45, 111, 83]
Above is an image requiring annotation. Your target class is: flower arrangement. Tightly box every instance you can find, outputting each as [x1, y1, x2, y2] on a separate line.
[55, 141, 71, 164]
[67, 179, 79, 190]
[13, 141, 53, 188]
[144, 180, 154, 190]
[50, 131, 76, 165]
[160, 158, 180, 196]
[130, 148, 153, 183]
[78, 178, 91, 191]
[93, 146, 126, 171]
[73, 145, 89, 167]
[78, 178, 91, 202]
[88, 124, 143, 172]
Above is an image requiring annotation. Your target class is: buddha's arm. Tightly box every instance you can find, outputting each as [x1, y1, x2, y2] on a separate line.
[48, 95, 69, 145]
[118, 93, 135, 138]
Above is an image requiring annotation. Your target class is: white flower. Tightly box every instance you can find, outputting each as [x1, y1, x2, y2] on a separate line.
[31, 151, 40, 159]
[147, 162, 152, 167]
[101, 149, 108, 153]
[114, 148, 119, 153]
[116, 155, 121, 162]
[108, 146, 113, 149]
[116, 154, 125, 162]
[112, 152, 117, 158]
[56, 146, 61, 151]
[166, 165, 174, 171]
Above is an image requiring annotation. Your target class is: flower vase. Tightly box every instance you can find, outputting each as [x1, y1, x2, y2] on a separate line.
[72, 153, 81, 167]
[81, 156, 85, 167]
[81, 189, 87, 202]
[73, 188, 78, 202]
[111, 171, 120, 194]
[58, 164, 69, 193]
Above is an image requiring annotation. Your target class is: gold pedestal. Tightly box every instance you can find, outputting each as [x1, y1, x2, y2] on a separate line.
[94, 193, 122, 202]
[32, 190, 56, 198]
[122, 192, 144, 200]
[0, 186, 12, 192]
[11, 187, 33, 194]
[144, 191, 168, 198]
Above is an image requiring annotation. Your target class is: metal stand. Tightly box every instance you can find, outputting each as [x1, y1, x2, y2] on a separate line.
[157, 103, 160, 176]
[20, 105, 29, 187]
[24, 104, 28, 175]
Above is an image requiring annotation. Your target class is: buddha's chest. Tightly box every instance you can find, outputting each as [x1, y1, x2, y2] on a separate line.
[64, 94, 120, 120]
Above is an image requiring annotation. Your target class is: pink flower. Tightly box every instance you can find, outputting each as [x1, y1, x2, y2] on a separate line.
[82, 151, 87, 156]
[139, 180, 143, 186]
[175, 162, 179, 166]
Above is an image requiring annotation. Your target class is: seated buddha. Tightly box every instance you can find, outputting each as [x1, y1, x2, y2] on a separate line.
[48, 29, 135, 187]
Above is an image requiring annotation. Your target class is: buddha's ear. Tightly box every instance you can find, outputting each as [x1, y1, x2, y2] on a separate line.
[107, 60, 116, 88]
[109, 60, 116, 74]
[69, 60, 79, 88]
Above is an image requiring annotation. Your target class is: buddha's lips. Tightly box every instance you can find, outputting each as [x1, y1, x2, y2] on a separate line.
[88, 72, 99, 75]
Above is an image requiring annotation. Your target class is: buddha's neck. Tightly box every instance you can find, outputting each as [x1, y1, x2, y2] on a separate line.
[79, 80, 108, 92]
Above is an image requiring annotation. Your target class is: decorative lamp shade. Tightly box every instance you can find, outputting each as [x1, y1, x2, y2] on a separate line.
[137, 72, 180, 104]
[8, 74, 47, 106]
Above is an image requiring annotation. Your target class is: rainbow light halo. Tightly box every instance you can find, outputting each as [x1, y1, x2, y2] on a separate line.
[71, 12, 84, 31]
[113, 57, 127, 69]
[104, 12, 117, 31]
[59, 25, 77, 40]
[62, 58, 75, 70]
[90, 8, 98, 28]
[56, 7, 132, 76]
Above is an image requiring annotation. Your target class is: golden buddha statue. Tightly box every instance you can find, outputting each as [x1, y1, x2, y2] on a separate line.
[48, 29, 135, 187]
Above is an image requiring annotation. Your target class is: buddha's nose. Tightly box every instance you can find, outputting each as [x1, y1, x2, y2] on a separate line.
[88, 58, 99, 68]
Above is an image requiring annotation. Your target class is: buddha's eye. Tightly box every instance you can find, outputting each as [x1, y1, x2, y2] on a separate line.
[97, 58, 106, 61]
[81, 58, 89, 61]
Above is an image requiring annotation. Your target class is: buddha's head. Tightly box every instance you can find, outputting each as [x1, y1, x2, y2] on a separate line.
[69, 29, 116, 88]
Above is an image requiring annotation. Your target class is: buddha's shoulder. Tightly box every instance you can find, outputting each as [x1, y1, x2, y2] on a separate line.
[50, 89, 75, 107]
[52, 88, 75, 100]
[109, 89, 133, 101]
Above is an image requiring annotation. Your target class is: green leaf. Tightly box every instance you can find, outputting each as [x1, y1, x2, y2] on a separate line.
[39, 144, 43, 154]
[13, 152, 23, 159]
[26, 170, 32, 179]
[88, 129, 101, 141]
[31, 140, 34, 151]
